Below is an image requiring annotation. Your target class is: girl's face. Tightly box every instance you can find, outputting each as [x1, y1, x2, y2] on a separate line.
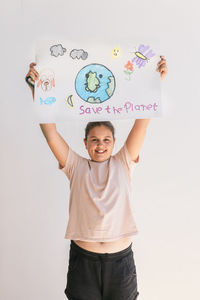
[84, 125, 115, 162]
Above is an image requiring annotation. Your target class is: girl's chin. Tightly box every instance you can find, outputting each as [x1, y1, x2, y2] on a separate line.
[91, 153, 110, 162]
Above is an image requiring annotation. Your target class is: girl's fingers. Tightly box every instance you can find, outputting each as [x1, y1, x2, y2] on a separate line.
[156, 55, 167, 77]
[26, 71, 37, 81]
[155, 55, 168, 79]
[26, 62, 39, 87]
[160, 55, 166, 61]
[159, 67, 168, 73]
[29, 62, 39, 78]
[157, 59, 166, 66]
[25, 62, 39, 88]
[29, 62, 36, 68]
[156, 63, 167, 71]
[28, 77, 35, 84]
[25, 75, 35, 88]
[32, 70, 39, 79]
[30, 66, 39, 77]
[156, 65, 168, 73]
[157, 55, 166, 62]
[25, 72, 38, 87]
[157, 66, 168, 80]
[29, 71, 38, 81]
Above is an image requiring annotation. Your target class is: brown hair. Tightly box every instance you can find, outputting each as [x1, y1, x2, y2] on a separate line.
[85, 121, 115, 140]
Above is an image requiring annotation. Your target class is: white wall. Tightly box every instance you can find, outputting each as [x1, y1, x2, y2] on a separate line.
[1, 0, 200, 299]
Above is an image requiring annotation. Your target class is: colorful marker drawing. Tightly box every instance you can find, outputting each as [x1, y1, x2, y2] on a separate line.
[35, 40, 161, 121]
[85, 72, 100, 93]
[37, 69, 55, 92]
[75, 64, 116, 104]
[40, 97, 56, 105]
[65, 95, 74, 108]
[124, 61, 134, 80]
[70, 49, 88, 60]
[132, 44, 155, 68]
[50, 44, 66, 57]
[111, 47, 121, 58]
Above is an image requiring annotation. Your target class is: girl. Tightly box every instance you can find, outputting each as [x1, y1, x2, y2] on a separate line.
[26, 56, 167, 300]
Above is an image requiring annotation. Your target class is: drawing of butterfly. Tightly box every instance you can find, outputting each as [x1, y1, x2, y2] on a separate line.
[132, 44, 155, 68]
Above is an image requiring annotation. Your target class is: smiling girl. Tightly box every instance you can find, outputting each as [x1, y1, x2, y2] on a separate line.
[25, 56, 167, 300]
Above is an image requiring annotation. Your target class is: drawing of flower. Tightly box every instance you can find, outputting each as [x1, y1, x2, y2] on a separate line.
[124, 60, 134, 80]
[125, 61, 134, 71]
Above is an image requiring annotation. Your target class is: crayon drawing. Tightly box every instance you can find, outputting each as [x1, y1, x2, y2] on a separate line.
[70, 49, 88, 60]
[124, 60, 134, 80]
[111, 47, 121, 58]
[50, 44, 66, 57]
[37, 69, 55, 92]
[40, 97, 56, 105]
[65, 95, 74, 108]
[34, 40, 161, 122]
[132, 44, 155, 68]
[75, 64, 116, 104]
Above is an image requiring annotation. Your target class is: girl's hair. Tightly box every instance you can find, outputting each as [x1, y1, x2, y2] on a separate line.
[85, 121, 115, 140]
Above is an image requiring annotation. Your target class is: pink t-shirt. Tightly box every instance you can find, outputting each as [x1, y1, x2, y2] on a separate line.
[59, 144, 139, 242]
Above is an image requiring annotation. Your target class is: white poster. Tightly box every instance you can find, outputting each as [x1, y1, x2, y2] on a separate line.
[34, 40, 161, 122]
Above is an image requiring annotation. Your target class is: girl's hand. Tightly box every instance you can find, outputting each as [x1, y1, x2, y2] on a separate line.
[156, 56, 168, 80]
[25, 62, 39, 89]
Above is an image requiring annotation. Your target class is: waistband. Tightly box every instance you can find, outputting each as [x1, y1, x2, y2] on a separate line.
[70, 240, 133, 261]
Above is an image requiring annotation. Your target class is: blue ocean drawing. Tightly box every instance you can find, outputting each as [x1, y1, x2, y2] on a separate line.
[75, 64, 116, 104]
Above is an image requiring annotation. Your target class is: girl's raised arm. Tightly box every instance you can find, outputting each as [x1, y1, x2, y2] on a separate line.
[25, 63, 69, 169]
[39, 123, 69, 169]
[125, 56, 167, 162]
[125, 119, 150, 162]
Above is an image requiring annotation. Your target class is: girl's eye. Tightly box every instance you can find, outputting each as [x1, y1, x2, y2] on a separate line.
[104, 139, 110, 142]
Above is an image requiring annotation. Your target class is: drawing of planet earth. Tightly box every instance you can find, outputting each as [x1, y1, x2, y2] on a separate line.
[75, 64, 116, 103]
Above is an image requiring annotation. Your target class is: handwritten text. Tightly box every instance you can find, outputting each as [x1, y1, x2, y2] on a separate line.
[79, 101, 158, 115]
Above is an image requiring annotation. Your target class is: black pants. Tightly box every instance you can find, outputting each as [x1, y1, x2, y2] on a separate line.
[65, 240, 139, 300]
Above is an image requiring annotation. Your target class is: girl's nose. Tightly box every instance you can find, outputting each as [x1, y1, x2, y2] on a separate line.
[97, 141, 103, 146]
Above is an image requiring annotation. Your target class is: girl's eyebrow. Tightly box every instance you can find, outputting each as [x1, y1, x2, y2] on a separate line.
[89, 135, 112, 138]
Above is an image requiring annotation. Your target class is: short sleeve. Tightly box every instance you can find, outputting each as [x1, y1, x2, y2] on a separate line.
[114, 144, 139, 175]
[58, 147, 81, 180]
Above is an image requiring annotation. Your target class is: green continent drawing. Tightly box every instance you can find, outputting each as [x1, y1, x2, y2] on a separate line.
[106, 76, 115, 97]
[85, 72, 100, 93]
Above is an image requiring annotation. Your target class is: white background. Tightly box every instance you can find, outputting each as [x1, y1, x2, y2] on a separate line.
[1, 0, 200, 299]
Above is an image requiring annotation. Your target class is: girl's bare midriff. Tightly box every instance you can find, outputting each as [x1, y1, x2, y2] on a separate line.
[73, 236, 132, 253]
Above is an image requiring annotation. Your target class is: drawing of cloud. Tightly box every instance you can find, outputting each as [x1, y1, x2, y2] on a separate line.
[70, 49, 88, 60]
[50, 44, 66, 57]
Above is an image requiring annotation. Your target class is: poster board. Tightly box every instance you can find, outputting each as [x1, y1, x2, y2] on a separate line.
[34, 40, 161, 122]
